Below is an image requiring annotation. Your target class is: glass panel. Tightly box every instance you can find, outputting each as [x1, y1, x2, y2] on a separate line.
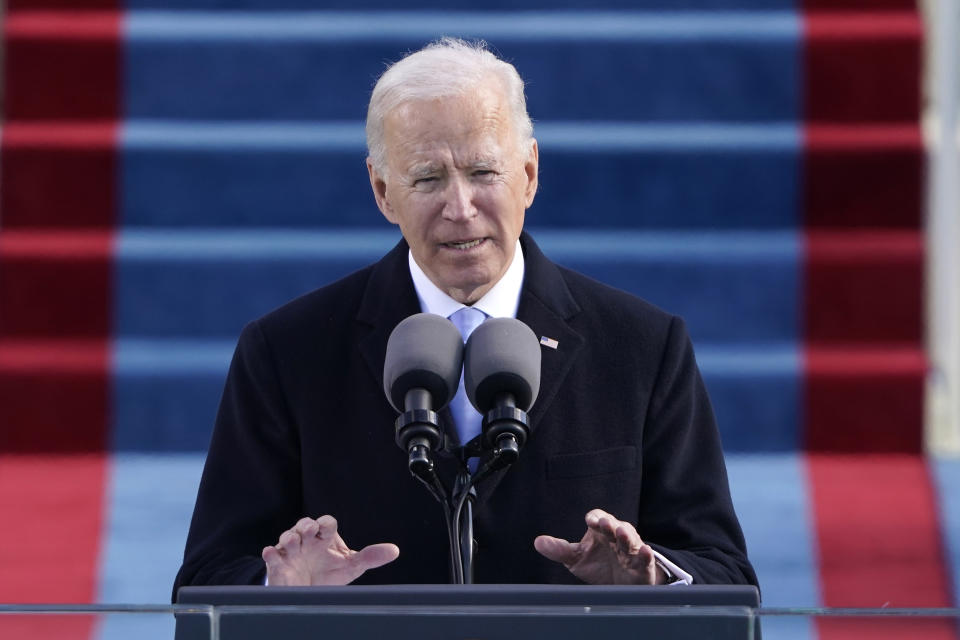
[2, 603, 959, 640]
[0, 605, 213, 640]
[758, 608, 960, 640]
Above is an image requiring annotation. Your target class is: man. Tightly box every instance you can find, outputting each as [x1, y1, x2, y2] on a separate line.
[174, 38, 756, 594]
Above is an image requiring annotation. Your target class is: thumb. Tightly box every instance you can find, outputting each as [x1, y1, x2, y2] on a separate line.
[534, 535, 578, 564]
[352, 543, 400, 571]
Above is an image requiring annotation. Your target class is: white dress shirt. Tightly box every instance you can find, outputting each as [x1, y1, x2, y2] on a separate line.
[408, 240, 525, 321]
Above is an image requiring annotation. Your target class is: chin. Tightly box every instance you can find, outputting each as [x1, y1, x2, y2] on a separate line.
[443, 276, 495, 303]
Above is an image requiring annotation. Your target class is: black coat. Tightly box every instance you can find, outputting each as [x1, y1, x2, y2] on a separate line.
[173, 232, 757, 595]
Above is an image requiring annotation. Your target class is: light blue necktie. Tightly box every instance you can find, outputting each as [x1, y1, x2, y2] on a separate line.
[448, 307, 487, 450]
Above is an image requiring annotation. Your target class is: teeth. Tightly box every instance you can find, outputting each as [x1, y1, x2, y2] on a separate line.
[447, 239, 482, 250]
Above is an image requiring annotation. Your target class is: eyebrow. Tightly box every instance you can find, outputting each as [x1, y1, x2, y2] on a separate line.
[405, 164, 440, 180]
[406, 157, 501, 179]
[471, 159, 499, 171]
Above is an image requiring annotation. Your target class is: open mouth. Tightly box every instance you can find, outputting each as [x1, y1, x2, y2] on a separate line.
[442, 238, 485, 250]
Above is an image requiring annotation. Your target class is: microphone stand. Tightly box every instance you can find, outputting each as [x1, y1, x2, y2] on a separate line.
[453, 469, 476, 584]
[449, 399, 529, 585]
[398, 402, 530, 584]
[394, 391, 462, 583]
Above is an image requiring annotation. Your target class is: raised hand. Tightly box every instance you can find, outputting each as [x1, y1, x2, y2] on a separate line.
[534, 508, 666, 585]
[262, 515, 400, 586]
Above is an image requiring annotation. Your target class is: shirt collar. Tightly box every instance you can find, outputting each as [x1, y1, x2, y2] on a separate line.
[408, 239, 524, 320]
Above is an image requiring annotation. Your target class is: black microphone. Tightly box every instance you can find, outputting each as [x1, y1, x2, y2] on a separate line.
[383, 313, 464, 475]
[463, 318, 541, 468]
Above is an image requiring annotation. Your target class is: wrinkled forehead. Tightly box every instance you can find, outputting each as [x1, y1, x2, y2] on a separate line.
[382, 89, 518, 161]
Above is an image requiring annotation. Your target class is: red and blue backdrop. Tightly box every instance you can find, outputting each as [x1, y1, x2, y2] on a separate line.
[1, 0, 956, 639]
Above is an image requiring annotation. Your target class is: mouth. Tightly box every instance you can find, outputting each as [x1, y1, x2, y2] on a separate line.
[441, 238, 486, 251]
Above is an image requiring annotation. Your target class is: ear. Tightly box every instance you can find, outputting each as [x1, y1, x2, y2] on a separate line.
[523, 139, 539, 208]
[367, 157, 397, 224]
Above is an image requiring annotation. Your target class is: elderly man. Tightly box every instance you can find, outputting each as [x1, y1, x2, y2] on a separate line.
[174, 38, 756, 593]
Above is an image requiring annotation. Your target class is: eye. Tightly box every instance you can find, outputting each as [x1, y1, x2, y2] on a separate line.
[413, 176, 438, 186]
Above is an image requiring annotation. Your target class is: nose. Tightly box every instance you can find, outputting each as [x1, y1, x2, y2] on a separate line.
[441, 175, 477, 221]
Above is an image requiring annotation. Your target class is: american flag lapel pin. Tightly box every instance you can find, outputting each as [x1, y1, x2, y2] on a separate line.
[540, 336, 559, 349]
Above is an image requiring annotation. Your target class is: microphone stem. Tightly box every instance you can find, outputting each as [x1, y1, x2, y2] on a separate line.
[495, 391, 516, 409]
[453, 469, 476, 584]
[404, 387, 431, 411]
[412, 468, 460, 583]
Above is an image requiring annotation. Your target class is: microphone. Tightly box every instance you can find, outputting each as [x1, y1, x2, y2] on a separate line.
[384, 313, 464, 476]
[463, 318, 541, 468]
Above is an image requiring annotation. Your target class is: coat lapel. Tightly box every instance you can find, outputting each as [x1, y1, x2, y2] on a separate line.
[356, 237, 422, 397]
[474, 233, 586, 501]
[355, 238, 463, 475]
[515, 233, 585, 434]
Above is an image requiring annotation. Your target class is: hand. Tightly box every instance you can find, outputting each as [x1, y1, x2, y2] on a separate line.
[261, 515, 400, 586]
[534, 508, 667, 585]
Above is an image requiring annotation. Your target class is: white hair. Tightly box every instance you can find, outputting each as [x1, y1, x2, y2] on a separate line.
[365, 37, 534, 177]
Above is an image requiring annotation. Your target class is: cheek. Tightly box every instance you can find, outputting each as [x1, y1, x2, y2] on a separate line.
[477, 186, 515, 213]
[491, 192, 526, 231]
[401, 199, 449, 239]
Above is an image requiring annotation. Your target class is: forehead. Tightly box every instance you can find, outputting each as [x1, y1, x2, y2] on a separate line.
[382, 87, 516, 165]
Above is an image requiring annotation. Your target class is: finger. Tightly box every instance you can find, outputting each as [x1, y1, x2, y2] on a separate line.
[635, 544, 659, 581]
[584, 508, 613, 528]
[278, 530, 301, 551]
[585, 511, 619, 543]
[636, 543, 656, 565]
[295, 519, 320, 540]
[352, 543, 400, 571]
[262, 545, 282, 563]
[533, 535, 578, 564]
[614, 522, 643, 555]
[315, 515, 339, 540]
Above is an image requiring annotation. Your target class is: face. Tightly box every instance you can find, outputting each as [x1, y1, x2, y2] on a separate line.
[367, 83, 538, 304]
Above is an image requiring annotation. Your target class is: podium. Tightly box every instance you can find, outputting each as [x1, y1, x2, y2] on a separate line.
[176, 584, 761, 640]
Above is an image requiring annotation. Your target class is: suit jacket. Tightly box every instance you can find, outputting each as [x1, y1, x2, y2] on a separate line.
[173, 232, 757, 595]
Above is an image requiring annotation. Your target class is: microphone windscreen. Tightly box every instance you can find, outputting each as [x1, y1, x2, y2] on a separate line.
[383, 313, 464, 412]
[464, 318, 541, 413]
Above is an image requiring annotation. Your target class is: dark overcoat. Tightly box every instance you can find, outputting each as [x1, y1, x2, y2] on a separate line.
[174, 232, 757, 595]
